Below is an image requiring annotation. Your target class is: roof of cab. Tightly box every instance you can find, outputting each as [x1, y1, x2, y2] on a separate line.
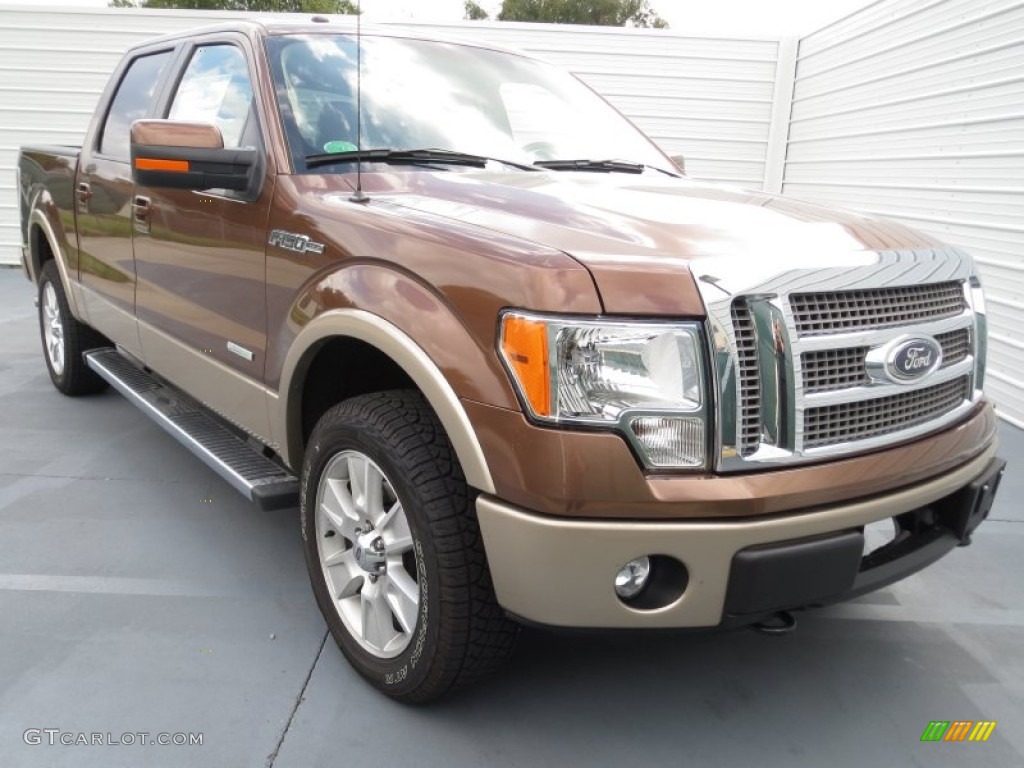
[125, 18, 529, 59]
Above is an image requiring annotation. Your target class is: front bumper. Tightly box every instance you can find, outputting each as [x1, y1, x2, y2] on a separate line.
[477, 446, 1003, 628]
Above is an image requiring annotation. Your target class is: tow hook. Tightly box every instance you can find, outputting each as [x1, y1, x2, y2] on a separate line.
[751, 610, 797, 635]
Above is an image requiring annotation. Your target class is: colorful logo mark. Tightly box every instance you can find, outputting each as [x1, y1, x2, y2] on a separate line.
[920, 721, 997, 742]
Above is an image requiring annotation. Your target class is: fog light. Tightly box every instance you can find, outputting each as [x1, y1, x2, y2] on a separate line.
[614, 556, 651, 600]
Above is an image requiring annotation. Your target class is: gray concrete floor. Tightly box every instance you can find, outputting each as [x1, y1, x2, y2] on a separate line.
[0, 265, 1021, 768]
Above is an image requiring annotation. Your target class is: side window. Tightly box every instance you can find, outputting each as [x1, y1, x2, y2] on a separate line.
[169, 45, 256, 149]
[99, 51, 173, 161]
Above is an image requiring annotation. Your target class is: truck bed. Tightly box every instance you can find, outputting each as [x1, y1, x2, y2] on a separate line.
[17, 144, 81, 255]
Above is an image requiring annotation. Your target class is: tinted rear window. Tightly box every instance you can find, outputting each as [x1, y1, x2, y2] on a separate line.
[99, 51, 173, 161]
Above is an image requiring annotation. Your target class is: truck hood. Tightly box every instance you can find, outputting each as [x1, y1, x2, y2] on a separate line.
[349, 170, 944, 314]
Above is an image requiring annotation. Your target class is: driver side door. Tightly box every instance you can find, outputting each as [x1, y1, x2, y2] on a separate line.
[132, 36, 276, 439]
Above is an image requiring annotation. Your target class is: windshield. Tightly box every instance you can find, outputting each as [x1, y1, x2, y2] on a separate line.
[265, 33, 675, 174]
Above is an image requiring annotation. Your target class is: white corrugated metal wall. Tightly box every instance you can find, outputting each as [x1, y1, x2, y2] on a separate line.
[782, 0, 1024, 425]
[1, 1, 1022, 421]
[0, 5, 782, 267]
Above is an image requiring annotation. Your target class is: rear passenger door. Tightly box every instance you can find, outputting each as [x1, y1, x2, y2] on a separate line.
[132, 36, 276, 439]
[77, 48, 175, 357]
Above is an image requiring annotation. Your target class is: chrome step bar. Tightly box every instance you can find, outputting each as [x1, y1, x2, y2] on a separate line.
[85, 348, 299, 511]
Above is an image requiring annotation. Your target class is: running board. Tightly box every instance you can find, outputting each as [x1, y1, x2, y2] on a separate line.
[85, 348, 299, 511]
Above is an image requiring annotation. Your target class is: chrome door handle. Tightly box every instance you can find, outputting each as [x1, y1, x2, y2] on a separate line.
[132, 195, 152, 234]
[75, 182, 92, 213]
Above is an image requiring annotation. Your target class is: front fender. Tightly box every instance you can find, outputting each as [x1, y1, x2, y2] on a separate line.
[271, 264, 516, 493]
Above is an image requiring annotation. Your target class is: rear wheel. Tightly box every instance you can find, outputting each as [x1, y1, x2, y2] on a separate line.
[38, 260, 108, 395]
[300, 390, 517, 703]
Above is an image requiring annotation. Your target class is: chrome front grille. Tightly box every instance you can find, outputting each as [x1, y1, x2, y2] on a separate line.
[804, 376, 971, 449]
[801, 346, 870, 393]
[935, 328, 971, 367]
[800, 328, 971, 395]
[692, 246, 982, 470]
[730, 299, 761, 456]
[790, 281, 966, 336]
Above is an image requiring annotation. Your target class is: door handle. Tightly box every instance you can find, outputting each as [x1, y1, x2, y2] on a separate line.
[75, 182, 92, 213]
[132, 195, 152, 234]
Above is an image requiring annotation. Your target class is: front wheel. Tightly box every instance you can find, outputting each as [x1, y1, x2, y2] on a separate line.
[300, 390, 517, 703]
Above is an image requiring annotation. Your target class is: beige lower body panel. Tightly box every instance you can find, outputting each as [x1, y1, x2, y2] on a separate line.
[477, 445, 996, 628]
[76, 286, 272, 445]
[137, 319, 272, 442]
[80, 285, 142, 358]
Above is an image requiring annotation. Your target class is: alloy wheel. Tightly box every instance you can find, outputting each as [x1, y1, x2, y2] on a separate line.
[42, 282, 65, 376]
[314, 450, 420, 658]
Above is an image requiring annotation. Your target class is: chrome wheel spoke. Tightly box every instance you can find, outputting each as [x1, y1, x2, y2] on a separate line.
[320, 478, 360, 541]
[338, 572, 365, 602]
[361, 584, 399, 651]
[323, 545, 354, 570]
[381, 506, 413, 554]
[349, 454, 384, 521]
[323, 547, 363, 599]
[385, 533, 413, 555]
[377, 500, 402, 532]
[384, 570, 419, 634]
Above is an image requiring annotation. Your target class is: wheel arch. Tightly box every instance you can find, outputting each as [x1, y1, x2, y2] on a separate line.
[274, 309, 496, 495]
[28, 218, 53, 281]
[27, 204, 84, 321]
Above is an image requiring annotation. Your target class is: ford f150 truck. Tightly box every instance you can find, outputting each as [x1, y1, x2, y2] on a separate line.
[18, 19, 1005, 702]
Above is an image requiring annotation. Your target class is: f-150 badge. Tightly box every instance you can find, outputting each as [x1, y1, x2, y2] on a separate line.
[268, 229, 325, 255]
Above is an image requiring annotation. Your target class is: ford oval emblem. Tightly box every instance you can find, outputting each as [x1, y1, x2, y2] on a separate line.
[886, 337, 942, 382]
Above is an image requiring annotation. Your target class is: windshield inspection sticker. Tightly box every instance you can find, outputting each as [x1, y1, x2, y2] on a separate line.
[323, 140, 358, 153]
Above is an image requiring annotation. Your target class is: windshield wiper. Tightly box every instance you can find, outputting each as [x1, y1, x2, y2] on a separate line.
[304, 148, 538, 172]
[534, 158, 679, 177]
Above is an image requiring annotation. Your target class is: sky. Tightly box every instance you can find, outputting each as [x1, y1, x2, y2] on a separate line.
[11, 0, 878, 38]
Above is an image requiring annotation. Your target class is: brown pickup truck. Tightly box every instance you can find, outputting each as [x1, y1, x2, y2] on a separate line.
[18, 19, 1004, 702]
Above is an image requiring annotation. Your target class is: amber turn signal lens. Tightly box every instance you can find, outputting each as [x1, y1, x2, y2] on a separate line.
[500, 314, 551, 417]
[135, 157, 190, 172]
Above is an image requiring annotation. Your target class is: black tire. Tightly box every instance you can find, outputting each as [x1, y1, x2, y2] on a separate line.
[37, 260, 109, 396]
[300, 390, 517, 703]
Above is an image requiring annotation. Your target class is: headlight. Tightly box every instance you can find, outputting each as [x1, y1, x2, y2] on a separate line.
[498, 311, 707, 468]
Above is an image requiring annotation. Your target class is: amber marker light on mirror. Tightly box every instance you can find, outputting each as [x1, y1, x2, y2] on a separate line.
[135, 157, 190, 172]
[500, 314, 551, 417]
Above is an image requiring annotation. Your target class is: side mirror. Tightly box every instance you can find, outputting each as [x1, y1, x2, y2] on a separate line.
[670, 154, 686, 173]
[130, 120, 256, 192]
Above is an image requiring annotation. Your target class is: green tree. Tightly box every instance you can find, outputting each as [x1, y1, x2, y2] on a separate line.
[110, 0, 361, 12]
[464, 0, 489, 20]
[498, 0, 667, 27]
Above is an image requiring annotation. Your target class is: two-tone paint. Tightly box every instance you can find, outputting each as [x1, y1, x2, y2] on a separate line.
[17, 20, 1001, 629]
